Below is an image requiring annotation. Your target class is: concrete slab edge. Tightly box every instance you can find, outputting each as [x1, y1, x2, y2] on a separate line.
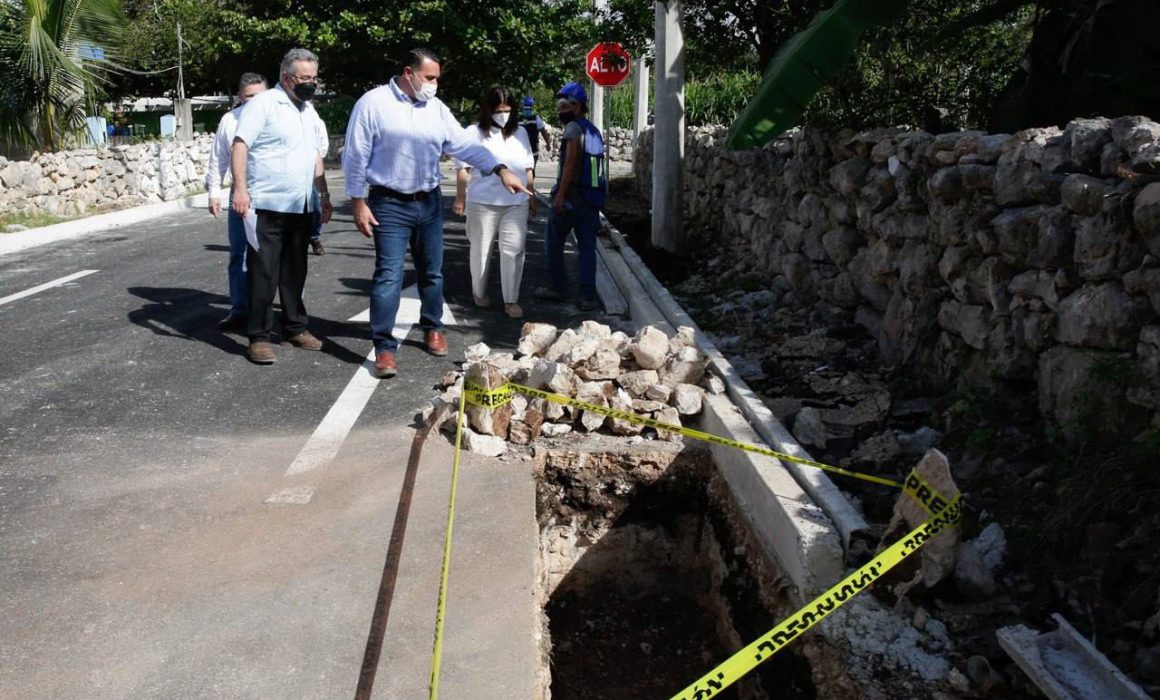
[997, 614, 1151, 700]
[700, 392, 845, 597]
[596, 213, 868, 549]
[0, 192, 210, 257]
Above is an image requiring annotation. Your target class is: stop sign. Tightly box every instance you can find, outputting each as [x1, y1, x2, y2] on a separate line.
[586, 42, 632, 88]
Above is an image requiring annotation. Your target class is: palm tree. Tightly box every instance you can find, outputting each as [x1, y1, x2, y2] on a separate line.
[0, 0, 125, 152]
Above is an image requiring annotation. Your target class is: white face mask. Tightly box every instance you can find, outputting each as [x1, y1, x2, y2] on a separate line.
[408, 72, 438, 102]
[492, 112, 509, 128]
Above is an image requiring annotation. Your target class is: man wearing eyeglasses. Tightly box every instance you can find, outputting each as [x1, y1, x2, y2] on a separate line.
[231, 48, 333, 365]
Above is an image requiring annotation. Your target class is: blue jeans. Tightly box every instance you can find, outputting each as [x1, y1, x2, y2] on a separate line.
[545, 201, 600, 300]
[227, 208, 248, 315]
[368, 193, 444, 353]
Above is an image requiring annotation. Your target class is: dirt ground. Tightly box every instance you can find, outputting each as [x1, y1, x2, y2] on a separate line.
[601, 175, 1160, 697]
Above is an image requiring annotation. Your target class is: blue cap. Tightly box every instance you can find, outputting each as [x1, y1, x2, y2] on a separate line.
[556, 81, 587, 107]
[522, 96, 534, 107]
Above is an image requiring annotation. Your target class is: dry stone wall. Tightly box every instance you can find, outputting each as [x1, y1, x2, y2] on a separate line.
[0, 135, 213, 218]
[633, 119, 1160, 439]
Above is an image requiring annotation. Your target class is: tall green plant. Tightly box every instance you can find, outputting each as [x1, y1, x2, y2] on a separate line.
[0, 0, 125, 151]
[726, 0, 911, 149]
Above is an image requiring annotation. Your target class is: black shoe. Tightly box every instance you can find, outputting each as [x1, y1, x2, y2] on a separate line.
[218, 313, 247, 331]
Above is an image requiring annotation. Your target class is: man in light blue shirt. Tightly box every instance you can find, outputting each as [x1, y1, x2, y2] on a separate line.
[343, 47, 530, 378]
[232, 48, 333, 365]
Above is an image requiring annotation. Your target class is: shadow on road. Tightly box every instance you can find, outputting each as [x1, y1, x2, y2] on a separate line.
[126, 286, 248, 357]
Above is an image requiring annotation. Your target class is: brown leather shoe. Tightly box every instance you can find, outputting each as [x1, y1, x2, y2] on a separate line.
[284, 331, 323, 351]
[425, 330, 448, 356]
[311, 240, 325, 255]
[374, 351, 397, 378]
[248, 341, 276, 364]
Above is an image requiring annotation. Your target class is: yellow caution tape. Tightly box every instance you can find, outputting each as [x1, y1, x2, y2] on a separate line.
[462, 381, 516, 409]
[427, 387, 469, 700]
[669, 497, 963, 700]
[462, 381, 904, 489]
[903, 469, 957, 518]
[451, 378, 961, 698]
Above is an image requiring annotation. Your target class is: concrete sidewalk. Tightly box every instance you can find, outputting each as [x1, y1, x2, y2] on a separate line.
[0, 419, 539, 700]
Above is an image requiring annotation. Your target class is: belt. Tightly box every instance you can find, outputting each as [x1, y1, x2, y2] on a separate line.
[369, 185, 436, 201]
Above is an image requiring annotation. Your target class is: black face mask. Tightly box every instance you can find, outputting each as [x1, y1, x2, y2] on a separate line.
[292, 82, 317, 101]
[558, 111, 576, 124]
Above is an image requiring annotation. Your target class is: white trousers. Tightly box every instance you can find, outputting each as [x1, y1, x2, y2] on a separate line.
[465, 200, 528, 303]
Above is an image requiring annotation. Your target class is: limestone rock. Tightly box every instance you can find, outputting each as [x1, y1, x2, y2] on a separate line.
[558, 335, 600, 366]
[630, 326, 669, 369]
[616, 369, 659, 398]
[644, 383, 672, 402]
[575, 381, 612, 432]
[540, 423, 573, 438]
[1053, 283, 1151, 350]
[578, 319, 612, 339]
[883, 449, 961, 598]
[463, 427, 507, 456]
[464, 362, 512, 439]
[654, 406, 683, 441]
[575, 347, 621, 381]
[659, 354, 706, 387]
[1134, 182, 1160, 257]
[701, 374, 726, 395]
[1038, 345, 1150, 438]
[508, 409, 544, 445]
[668, 326, 697, 354]
[1060, 174, 1109, 215]
[544, 329, 581, 362]
[517, 322, 556, 355]
[608, 388, 643, 435]
[463, 342, 491, 364]
[671, 384, 704, 415]
[792, 407, 828, 449]
[526, 359, 580, 397]
[953, 523, 1006, 600]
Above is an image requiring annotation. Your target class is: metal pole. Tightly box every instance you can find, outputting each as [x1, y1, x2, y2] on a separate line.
[632, 57, 649, 138]
[651, 0, 685, 253]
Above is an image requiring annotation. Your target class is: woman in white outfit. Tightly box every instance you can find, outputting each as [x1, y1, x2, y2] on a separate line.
[453, 86, 536, 319]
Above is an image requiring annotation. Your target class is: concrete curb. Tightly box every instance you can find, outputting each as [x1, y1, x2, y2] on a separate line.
[595, 216, 869, 550]
[700, 393, 845, 596]
[0, 192, 209, 257]
[590, 215, 852, 596]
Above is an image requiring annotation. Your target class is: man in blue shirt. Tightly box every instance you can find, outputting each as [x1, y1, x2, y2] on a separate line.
[343, 48, 530, 378]
[232, 48, 333, 365]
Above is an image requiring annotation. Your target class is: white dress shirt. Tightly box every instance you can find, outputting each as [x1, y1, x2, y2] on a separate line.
[205, 105, 243, 200]
[342, 77, 501, 198]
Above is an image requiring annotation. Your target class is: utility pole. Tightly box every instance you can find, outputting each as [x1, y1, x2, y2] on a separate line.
[590, 0, 607, 135]
[651, 0, 685, 253]
[174, 20, 193, 141]
[632, 57, 649, 139]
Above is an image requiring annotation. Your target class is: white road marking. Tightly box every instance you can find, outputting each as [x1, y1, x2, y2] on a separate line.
[346, 284, 458, 326]
[0, 270, 98, 307]
[270, 284, 458, 502]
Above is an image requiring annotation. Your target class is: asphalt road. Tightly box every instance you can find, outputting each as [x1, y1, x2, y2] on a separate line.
[0, 167, 604, 698]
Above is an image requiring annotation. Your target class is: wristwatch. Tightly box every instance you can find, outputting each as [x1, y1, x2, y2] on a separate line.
[492, 164, 508, 176]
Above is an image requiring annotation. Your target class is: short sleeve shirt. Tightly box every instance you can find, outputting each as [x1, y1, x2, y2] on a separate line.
[234, 85, 321, 214]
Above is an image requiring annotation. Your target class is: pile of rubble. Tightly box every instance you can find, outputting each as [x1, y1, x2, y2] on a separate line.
[426, 321, 724, 456]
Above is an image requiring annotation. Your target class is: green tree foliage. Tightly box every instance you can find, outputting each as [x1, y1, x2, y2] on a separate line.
[988, 0, 1160, 130]
[807, 0, 1034, 133]
[0, 0, 126, 151]
[112, 0, 600, 124]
